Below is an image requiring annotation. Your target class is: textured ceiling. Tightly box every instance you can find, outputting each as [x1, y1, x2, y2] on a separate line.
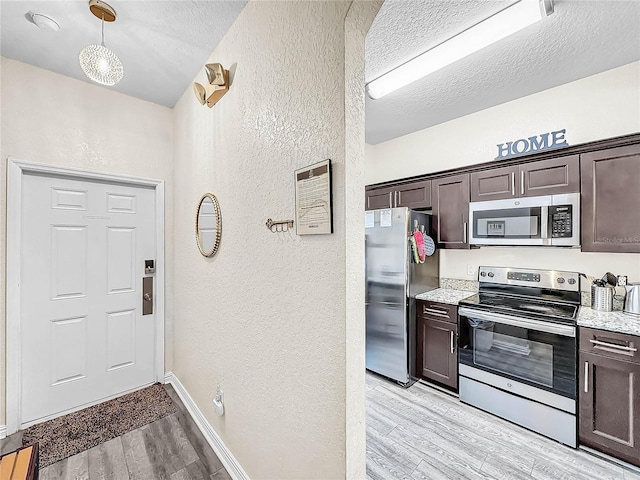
[1, 1, 247, 107]
[365, 0, 640, 144]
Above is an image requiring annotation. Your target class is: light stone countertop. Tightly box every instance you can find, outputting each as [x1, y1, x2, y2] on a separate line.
[577, 307, 640, 337]
[415, 288, 476, 306]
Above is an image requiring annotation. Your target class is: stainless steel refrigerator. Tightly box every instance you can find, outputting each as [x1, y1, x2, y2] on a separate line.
[365, 207, 439, 385]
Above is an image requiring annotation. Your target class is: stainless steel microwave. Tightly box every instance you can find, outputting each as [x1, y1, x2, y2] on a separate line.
[469, 193, 580, 246]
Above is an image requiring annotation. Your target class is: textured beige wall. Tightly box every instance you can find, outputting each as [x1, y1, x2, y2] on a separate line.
[365, 61, 640, 284]
[0, 57, 174, 425]
[171, 1, 377, 477]
[344, 2, 382, 478]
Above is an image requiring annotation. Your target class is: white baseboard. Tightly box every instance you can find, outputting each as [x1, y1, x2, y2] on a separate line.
[0, 425, 6, 439]
[164, 372, 249, 480]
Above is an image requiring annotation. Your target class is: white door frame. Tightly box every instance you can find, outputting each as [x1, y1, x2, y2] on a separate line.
[6, 158, 166, 435]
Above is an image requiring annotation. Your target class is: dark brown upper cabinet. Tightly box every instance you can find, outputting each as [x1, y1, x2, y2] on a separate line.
[396, 180, 431, 209]
[365, 186, 394, 210]
[470, 155, 580, 202]
[470, 165, 518, 201]
[365, 181, 431, 210]
[432, 174, 470, 249]
[579, 328, 640, 467]
[416, 301, 458, 391]
[581, 144, 640, 253]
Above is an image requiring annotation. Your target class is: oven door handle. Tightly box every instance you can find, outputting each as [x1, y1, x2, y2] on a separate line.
[458, 307, 576, 337]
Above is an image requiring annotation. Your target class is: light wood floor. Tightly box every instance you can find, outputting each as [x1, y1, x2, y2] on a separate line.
[0, 385, 230, 480]
[4, 376, 638, 479]
[366, 372, 640, 480]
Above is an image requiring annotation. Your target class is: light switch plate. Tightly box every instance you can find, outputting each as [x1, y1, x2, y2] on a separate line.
[467, 264, 476, 276]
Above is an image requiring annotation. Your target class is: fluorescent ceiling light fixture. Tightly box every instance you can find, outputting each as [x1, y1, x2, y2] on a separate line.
[366, 0, 554, 99]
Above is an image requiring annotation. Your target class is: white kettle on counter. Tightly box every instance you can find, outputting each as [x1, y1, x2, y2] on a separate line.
[624, 283, 640, 315]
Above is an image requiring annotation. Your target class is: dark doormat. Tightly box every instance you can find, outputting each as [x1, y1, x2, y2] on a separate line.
[22, 383, 177, 468]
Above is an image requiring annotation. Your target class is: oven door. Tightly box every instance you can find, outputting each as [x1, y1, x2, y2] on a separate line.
[458, 307, 576, 401]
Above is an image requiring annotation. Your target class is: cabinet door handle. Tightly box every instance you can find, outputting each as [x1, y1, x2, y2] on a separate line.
[450, 331, 455, 354]
[511, 172, 515, 196]
[521, 170, 525, 195]
[589, 339, 638, 352]
[388, 192, 392, 208]
[423, 307, 449, 318]
[584, 361, 589, 393]
[463, 221, 467, 243]
[395, 191, 398, 207]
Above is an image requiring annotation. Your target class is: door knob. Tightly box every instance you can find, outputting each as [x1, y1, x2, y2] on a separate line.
[144, 293, 153, 301]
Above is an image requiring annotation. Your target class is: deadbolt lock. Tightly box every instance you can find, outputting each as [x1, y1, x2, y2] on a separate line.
[145, 259, 155, 274]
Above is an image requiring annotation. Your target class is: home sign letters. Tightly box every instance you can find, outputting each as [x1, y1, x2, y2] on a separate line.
[495, 129, 568, 160]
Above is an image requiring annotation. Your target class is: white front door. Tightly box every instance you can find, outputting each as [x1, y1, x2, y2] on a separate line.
[20, 172, 157, 426]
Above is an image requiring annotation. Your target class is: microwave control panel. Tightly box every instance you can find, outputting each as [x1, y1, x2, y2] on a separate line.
[549, 205, 573, 238]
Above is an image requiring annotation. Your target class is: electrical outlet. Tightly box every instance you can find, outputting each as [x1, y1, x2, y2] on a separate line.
[617, 275, 628, 286]
[467, 264, 476, 276]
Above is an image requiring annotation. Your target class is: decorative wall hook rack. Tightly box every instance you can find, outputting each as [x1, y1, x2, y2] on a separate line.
[193, 63, 230, 108]
[266, 218, 294, 233]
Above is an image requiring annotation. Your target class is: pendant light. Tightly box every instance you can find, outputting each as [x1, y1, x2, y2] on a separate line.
[79, 0, 123, 86]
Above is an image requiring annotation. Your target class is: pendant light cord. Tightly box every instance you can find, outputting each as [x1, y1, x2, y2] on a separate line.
[101, 12, 105, 47]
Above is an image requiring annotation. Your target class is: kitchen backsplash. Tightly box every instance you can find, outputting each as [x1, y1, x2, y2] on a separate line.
[440, 278, 479, 292]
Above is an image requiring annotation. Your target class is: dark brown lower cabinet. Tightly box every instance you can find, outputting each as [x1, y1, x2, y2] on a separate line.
[579, 330, 640, 467]
[416, 301, 458, 390]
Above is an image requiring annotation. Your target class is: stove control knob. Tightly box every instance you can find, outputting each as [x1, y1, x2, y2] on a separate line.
[488, 272, 494, 278]
[568, 278, 576, 285]
[557, 277, 565, 284]
[480, 272, 487, 277]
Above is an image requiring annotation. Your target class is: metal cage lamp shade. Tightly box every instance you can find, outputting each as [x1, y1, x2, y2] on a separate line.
[79, 0, 123, 86]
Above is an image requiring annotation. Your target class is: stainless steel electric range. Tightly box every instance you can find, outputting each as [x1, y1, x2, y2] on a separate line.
[458, 266, 580, 447]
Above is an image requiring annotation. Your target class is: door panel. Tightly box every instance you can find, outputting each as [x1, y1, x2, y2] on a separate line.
[470, 165, 517, 202]
[432, 174, 470, 249]
[521, 155, 580, 197]
[396, 181, 431, 209]
[107, 227, 136, 294]
[579, 351, 640, 466]
[21, 173, 157, 426]
[107, 193, 136, 213]
[581, 144, 640, 253]
[106, 310, 137, 371]
[51, 188, 88, 210]
[365, 187, 393, 210]
[51, 226, 88, 299]
[417, 316, 458, 389]
[49, 316, 87, 386]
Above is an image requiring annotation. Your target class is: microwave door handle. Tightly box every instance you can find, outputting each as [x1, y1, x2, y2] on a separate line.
[541, 206, 549, 240]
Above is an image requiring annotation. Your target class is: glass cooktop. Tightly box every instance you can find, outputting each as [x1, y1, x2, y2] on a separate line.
[459, 292, 579, 323]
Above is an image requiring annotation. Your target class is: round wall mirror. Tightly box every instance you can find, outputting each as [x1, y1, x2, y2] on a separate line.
[195, 193, 221, 257]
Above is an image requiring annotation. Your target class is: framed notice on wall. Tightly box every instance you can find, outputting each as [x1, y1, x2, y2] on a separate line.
[295, 159, 333, 235]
